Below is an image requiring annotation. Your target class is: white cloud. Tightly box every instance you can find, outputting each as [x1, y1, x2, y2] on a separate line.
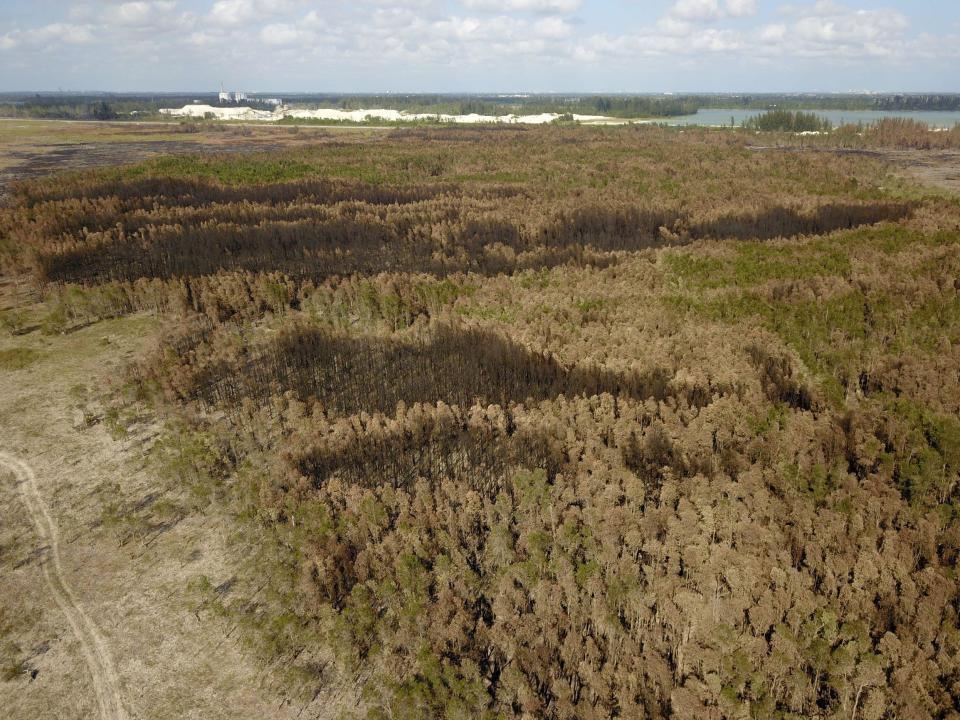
[725, 0, 757, 17]
[794, 8, 906, 43]
[668, 0, 757, 22]
[0, 0, 956, 86]
[670, 0, 722, 22]
[260, 23, 307, 46]
[107, 1, 176, 27]
[757, 1, 911, 58]
[208, 0, 302, 27]
[759, 23, 786, 42]
[534, 16, 573, 39]
[205, 3, 576, 61]
[186, 30, 218, 46]
[0, 23, 95, 51]
[301, 10, 326, 29]
[460, 0, 581, 13]
[99, 1, 194, 32]
[208, 0, 257, 26]
[574, 24, 743, 62]
[655, 16, 692, 37]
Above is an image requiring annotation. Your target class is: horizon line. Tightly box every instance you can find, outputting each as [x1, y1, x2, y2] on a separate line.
[3, 89, 960, 95]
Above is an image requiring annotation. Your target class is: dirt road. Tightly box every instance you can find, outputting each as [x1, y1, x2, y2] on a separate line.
[0, 452, 127, 720]
[747, 144, 960, 193]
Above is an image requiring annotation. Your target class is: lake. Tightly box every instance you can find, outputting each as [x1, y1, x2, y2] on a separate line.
[664, 108, 960, 129]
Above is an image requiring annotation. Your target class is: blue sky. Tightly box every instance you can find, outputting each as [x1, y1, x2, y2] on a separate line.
[1, 1, 958, 92]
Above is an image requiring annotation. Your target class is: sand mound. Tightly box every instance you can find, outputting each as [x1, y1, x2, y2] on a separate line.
[158, 105, 631, 125]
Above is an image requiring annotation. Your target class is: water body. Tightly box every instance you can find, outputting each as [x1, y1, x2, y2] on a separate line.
[665, 108, 960, 129]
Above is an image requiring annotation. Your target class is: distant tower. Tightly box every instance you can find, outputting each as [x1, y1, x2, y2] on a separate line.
[218, 82, 231, 104]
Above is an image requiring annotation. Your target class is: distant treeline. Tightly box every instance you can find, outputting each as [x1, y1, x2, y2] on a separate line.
[278, 92, 960, 116]
[0, 93, 275, 120]
[0, 93, 698, 120]
[277, 94, 699, 118]
[695, 93, 960, 112]
[0, 98, 126, 120]
[3, 92, 960, 122]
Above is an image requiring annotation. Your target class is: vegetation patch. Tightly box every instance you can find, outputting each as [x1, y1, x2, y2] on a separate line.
[0, 347, 41, 371]
[5, 126, 960, 720]
[743, 109, 833, 133]
[146, 322, 683, 418]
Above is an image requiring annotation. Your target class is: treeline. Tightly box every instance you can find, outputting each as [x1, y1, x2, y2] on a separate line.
[0, 99, 122, 120]
[6, 92, 959, 121]
[0, 93, 699, 121]
[24, 199, 910, 286]
[143, 321, 698, 420]
[0, 93, 228, 120]
[872, 94, 960, 112]
[8, 270, 478, 335]
[744, 110, 832, 133]
[27, 211, 601, 285]
[284, 94, 698, 118]
[695, 93, 960, 112]
[4, 168, 911, 288]
[579, 96, 698, 118]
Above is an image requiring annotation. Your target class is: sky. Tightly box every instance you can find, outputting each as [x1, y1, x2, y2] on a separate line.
[0, 1, 958, 93]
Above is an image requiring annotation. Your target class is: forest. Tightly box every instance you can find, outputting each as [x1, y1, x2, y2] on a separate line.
[6, 92, 960, 122]
[0, 93, 699, 120]
[694, 93, 960, 112]
[310, 95, 700, 118]
[0, 93, 202, 120]
[2, 124, 959, 720]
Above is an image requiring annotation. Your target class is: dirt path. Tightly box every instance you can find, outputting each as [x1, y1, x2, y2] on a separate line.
[0, 313, 304, 719]
[0, 452, 127, 720]
[747, 144, 960, 193]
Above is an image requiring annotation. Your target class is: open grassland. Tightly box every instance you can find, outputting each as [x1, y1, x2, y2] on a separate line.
[0, 306, 310, 719]
[1, 125, 959, 720]
[0, 119, 382, 203]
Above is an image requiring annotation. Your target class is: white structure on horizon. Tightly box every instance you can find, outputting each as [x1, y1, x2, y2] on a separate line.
[218, 84, 246, 103]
